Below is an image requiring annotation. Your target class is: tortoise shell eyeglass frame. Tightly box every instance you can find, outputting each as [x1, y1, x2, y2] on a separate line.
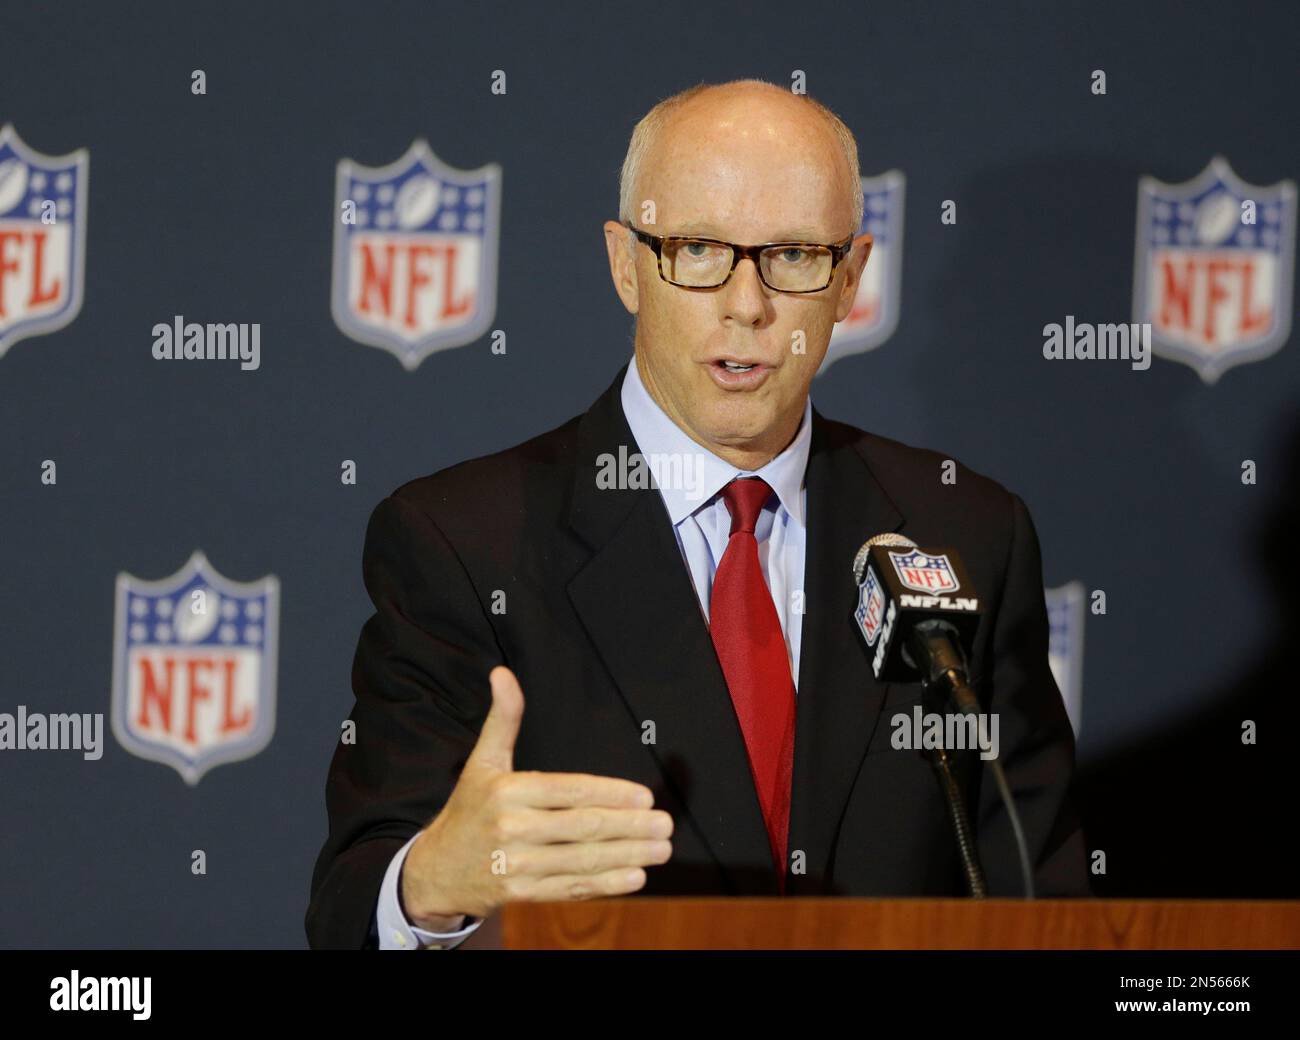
[624, 221, 860, 293]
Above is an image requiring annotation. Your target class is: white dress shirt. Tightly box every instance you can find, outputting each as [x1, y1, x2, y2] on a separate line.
[375, 355, 813, 948]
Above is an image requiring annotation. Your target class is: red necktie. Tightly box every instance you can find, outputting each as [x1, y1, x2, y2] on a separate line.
[708, 477, 796, 892]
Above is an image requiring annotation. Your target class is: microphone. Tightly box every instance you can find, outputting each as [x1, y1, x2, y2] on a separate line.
[851, 534, 1035, 899]
[851, 534, 981, 706]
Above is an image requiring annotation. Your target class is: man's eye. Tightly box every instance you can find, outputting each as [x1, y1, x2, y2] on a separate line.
[683, 242, 717, 259]
[775, 248, 809, 264]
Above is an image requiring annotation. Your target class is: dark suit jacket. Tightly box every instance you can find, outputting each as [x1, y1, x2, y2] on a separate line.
[306, 361, 1091, 948]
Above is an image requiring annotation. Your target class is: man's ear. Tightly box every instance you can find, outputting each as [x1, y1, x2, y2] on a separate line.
[834, 233, 873, 322]
[603, 220, 640, 315]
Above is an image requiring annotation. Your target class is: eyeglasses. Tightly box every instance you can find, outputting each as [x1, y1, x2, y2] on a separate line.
[626, 221, 857, 293]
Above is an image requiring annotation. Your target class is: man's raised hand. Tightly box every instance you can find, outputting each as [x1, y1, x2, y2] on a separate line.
[400, 665, 674, 928]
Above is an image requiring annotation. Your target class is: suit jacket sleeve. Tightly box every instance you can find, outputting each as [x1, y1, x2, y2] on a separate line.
[973, 492, 1093, 897]
[306, 491, 503, 949]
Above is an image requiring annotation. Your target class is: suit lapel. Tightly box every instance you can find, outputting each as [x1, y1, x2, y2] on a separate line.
[565, 364, 779, 893]
[786, 408, 904, 894]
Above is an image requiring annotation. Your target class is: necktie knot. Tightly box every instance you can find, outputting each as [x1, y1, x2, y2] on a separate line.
[721, 477, 773, 537]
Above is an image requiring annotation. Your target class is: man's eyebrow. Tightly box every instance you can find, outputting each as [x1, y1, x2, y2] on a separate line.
[668, 225, 835, 242]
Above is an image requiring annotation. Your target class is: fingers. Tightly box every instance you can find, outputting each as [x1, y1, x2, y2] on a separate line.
[466, 665, 525, 773]
[496, 806, 673, 844]
[504, 771, 655, 810]
[509, 838, 673, 880]
[426, 668, 678, 919]
[508, 868, 650, 903]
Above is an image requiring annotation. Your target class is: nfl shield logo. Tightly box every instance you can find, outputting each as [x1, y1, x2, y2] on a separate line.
[1133, 156, 1296, 383]
[111, 551, 279, 784]
[821, 169, 905, 371]
[1045, 581, 1086, 735]
[331, 139, 502, 370]
[0, 125, 88, 359]
[888, 548, 960, 595]
[854, 563, 887, 646]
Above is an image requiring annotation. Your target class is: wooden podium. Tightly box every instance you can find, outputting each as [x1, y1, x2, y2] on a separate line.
[478, 898, 1300, 950]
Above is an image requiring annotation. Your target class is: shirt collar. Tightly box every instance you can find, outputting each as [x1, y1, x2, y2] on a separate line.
[620, 354, 812, 527]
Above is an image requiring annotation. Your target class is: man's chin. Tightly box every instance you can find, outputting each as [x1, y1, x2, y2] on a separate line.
[696, 417, 778, 454]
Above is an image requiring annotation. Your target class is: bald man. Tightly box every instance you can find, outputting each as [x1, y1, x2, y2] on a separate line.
[306, 80, 1091, 950]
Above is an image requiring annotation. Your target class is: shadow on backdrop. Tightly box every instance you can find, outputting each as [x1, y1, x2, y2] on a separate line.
[1077, 419, 1300, 898]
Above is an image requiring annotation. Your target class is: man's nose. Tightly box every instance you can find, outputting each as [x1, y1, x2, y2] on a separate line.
[720, 257, 769, 324]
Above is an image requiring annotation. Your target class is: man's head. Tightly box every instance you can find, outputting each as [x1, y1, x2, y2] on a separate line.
[604, 79, 872, 471]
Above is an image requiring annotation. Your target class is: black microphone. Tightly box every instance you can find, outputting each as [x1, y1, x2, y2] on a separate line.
[851, 534, 981, 710]
[851, 534, 1036, 899]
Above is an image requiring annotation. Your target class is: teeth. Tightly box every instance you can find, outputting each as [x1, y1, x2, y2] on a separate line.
[722, 361, 756, 371]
